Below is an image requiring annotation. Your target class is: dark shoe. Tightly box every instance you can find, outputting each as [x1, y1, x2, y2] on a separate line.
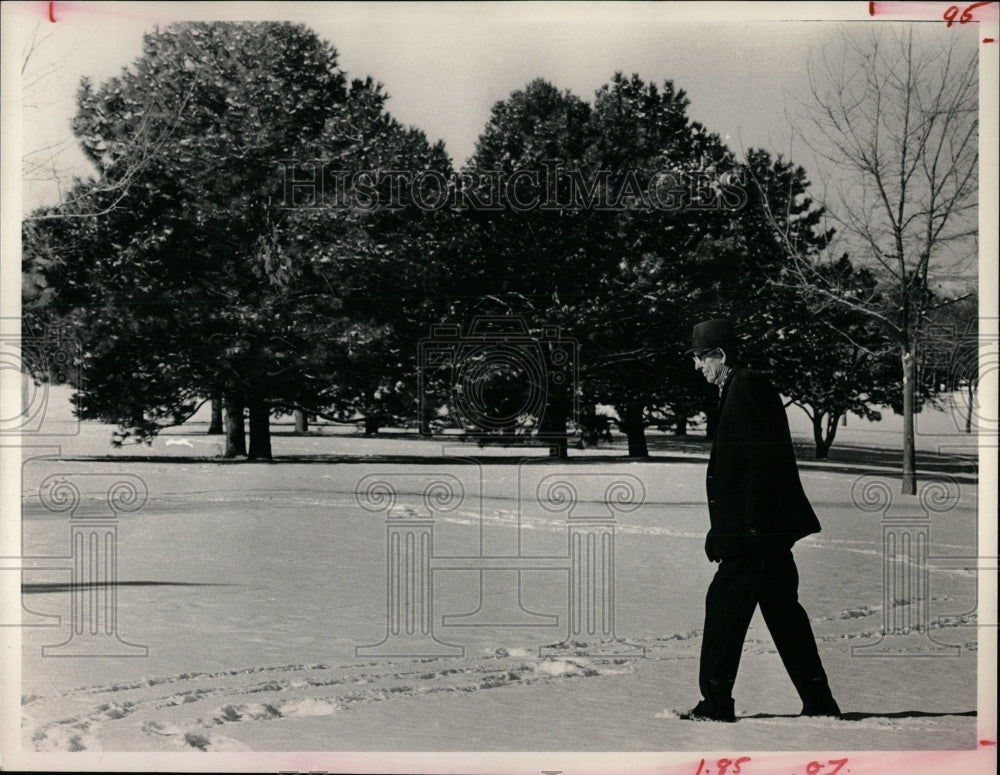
[679, 698, 736, 723]
[799, 675, 841, 718]
[801, 698, 842, 718]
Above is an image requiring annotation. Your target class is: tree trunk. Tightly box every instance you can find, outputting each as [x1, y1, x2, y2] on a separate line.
[965, 380, 974, 433]
[675, 416, 688, 436]
[812, 412, 827, 459]
[812, 410, 840, 460]
[293, 408, 308, 435]
[620, 402, 648, 457]
[224, 395, 246, 458]
[580, 403, 598, 447]
[538, 378, 569, 458]
[207, 393, 224, 435]
[247, 395, 272, 460]
[901, 344, 917, 494]
[364, 415, 380, 436]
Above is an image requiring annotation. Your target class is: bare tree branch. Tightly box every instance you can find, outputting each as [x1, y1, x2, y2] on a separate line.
[757, 26, 978, 492]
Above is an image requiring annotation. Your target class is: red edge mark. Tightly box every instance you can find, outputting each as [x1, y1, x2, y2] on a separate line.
[869, 1, 876, 15]
[985, 38, 997, 43]
[48, 1, 56, 23]
[979, 739, 997, 747]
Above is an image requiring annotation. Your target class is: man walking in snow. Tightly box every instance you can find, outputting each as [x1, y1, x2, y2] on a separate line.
[681, 319, 841, 722]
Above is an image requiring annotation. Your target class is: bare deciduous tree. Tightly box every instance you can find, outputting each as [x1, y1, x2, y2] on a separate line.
[20, 22, 192, 221]
[753, 26, 978, 494]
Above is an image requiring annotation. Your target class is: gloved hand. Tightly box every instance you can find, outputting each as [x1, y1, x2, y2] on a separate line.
[705, 532, 720, 563]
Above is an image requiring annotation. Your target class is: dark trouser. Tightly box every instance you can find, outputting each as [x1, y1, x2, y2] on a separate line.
[699, 547, 834, 706]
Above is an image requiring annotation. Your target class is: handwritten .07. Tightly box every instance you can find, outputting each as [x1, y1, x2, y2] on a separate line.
[801, 760, 850, 775]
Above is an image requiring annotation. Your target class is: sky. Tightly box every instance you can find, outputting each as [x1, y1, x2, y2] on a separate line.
[7, 1, 985, 210]
[1, 0, 995, 300]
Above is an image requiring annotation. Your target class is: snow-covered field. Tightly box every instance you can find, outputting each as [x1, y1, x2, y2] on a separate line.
[4, 387, 995, 771]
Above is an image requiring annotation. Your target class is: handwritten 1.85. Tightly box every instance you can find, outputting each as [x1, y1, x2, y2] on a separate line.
[694, 758, 751, 775]
[693, 757, 849, 775]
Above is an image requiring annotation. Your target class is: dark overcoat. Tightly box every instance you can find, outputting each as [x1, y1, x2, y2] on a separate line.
[706, 368, 821, 558]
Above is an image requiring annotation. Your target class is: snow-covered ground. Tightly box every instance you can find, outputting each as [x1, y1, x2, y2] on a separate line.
[4, 387, 995, 771]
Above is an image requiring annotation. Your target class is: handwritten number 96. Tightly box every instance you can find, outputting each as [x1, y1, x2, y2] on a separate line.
[944, 1, 990, 26]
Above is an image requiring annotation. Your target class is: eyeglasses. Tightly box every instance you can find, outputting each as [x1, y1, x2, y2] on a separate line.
[692, 350, 722, 366]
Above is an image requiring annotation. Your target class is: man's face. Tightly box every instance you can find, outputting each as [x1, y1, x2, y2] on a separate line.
[693, 349, 727, 385]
